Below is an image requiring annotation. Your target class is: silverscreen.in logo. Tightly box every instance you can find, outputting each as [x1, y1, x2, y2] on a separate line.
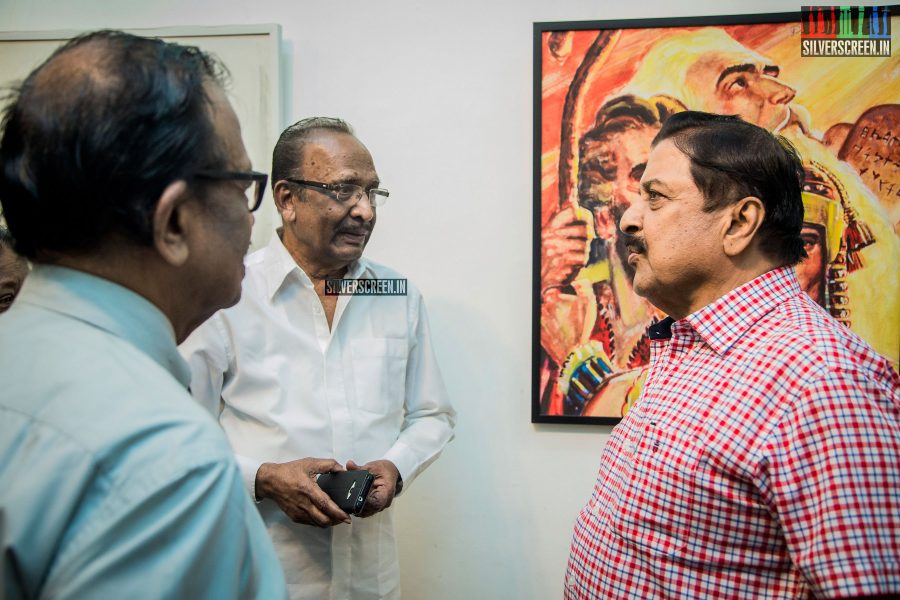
[801, 6, 891, 57]
[324, 278, 408, 296]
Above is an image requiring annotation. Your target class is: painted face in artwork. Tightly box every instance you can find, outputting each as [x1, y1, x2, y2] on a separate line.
[796, 224, 827, 306]
[579, 121, 659, 242]
[685, 54, 796, 132]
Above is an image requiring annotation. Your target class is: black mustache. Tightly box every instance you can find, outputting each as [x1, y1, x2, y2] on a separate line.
[620, 233, 647, 255]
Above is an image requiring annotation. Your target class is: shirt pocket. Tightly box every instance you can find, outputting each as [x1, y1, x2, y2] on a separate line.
[607, 423, 703, 556]
[351, 338, 409, 415]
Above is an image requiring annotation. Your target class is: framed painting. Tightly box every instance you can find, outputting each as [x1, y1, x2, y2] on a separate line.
[0, 25, 282, 250]
[533, 8, 899, 424]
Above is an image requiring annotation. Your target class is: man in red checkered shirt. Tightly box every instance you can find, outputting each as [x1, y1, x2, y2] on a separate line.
[565, 111, 900, 599]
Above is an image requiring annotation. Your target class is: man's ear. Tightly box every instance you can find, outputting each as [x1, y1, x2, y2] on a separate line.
[152, 180, 194, 267]
[722, 196, 765, 257]
[273, 181, 296, 223]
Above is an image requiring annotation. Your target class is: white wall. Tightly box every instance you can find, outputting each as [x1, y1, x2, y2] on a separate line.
[0, 0, 800, 597]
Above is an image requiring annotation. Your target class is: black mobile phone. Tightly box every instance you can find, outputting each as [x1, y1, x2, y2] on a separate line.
[316, 470, 374, 515]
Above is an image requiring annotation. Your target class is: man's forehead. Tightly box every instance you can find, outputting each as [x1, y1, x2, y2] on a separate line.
[303, 130, 366, 156]
[641, 139, 691, 187]
[300, 131, 377, 177]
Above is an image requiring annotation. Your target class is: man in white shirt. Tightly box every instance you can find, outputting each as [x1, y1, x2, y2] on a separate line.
[180, 117, 456, 599]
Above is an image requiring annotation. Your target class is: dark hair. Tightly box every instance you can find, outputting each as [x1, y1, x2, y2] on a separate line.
[583, 94, 684, 145]
[271, 117, 354, 187]
[0, 30, 229, 259]
[0, 225, 14, 250]
[653, 111, 806, 265]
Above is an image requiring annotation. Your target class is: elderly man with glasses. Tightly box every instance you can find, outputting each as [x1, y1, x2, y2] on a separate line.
[180, 117, 456, 600]
[0, 30, 284, 598]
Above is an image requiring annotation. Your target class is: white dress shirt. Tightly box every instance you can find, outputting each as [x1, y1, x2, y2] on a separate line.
[180, 233, 456, 600]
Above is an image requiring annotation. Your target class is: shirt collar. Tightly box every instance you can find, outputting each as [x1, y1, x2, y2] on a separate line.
[648, 317, 675, 340]
[19, 264, 191, 387]
[683, 265, 802, 355]
[263, 232, 370, 300]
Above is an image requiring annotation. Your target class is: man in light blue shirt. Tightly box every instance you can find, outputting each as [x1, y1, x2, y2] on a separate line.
[0, 31, 286, 598]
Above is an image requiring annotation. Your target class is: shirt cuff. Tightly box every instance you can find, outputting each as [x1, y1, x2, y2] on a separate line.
[382, 440, 417, 490]
[234, 454, 265, 502]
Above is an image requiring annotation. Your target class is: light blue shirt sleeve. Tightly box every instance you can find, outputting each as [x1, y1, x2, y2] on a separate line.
[0, 266, 287, 599]
[44, 453, 284, 599]
[2, 413, 286, 600]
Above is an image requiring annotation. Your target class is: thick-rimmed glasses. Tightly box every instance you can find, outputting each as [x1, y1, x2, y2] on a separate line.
[194, 170, 268, 212]
[284, 178, 389, 208]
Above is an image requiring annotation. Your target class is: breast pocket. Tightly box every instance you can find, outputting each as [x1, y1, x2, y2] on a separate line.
[351, 338, 409, 415]
[607, 423, 703, 556]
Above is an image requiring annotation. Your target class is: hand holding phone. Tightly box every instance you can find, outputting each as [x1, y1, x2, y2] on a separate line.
[345, 459, 401, 517]
[256, 458, 351, 527]
[316, 470, 374, 516]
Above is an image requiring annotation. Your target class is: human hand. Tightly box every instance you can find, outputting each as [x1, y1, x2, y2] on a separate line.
[255, 458, 351, 527]
[346, 459, 400, 518]
[540, 290, 591, 365]
[541, 206, 589, 292]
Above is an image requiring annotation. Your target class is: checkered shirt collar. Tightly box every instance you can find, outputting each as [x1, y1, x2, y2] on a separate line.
[649, 266, 802, 355]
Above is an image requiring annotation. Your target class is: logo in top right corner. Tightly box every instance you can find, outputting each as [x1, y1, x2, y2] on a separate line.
[801, 6, 892, 57]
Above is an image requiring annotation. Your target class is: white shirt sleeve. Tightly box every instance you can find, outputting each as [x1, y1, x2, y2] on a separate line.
[180, 314, 264, 500]
[382, 294, 456, 488]
[180, 314, 229, 417]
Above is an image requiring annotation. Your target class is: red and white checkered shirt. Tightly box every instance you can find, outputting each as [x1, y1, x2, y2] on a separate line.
[565, 266, 900, 599]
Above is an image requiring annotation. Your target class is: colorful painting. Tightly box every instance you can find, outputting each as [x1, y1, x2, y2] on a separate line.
[533, 11, 900, 424]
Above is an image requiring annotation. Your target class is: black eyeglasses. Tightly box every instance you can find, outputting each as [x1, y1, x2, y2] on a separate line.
[284, 178, 389, 208]
[194, 170, 268, 212]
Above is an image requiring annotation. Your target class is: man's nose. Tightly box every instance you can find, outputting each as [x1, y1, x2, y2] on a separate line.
[351, 194, 376, 221]
[618, 200, 641, 235]
[763, 77, 796, 105]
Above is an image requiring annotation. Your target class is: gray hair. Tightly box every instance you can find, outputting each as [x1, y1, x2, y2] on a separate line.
[271, 117, 354, 186]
